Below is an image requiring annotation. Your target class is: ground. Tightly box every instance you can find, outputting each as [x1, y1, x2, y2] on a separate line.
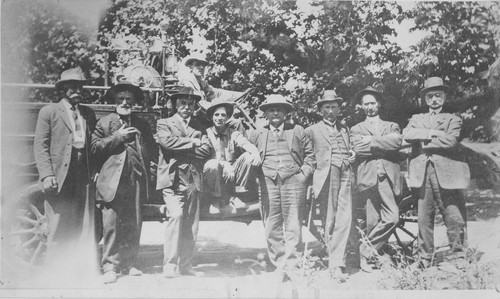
[1, 190, 500, 298]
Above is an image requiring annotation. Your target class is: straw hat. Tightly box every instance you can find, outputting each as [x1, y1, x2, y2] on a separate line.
[259, 94, 294, 112]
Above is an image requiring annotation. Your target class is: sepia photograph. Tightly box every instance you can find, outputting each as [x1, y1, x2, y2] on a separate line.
[1, 0, 500, 298]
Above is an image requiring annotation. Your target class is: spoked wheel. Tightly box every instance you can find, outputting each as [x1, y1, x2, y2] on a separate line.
[2, 183, 59, 273]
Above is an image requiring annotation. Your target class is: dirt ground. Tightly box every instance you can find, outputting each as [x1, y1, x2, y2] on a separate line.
[2, 190, 500, 298]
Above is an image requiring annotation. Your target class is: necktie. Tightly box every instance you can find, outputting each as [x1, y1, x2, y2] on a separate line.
[273, 128, 280, 138]
[70, 106, 83, 137]
[216, 133, 227, 161]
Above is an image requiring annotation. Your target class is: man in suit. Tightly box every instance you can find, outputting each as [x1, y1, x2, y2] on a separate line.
[91, 81, 155, 283]
[156, 86, 212, 278]
[248, 94, 315, 281]
[403, 77, 470, 266]
[203, 99, 261, 213]
[34, 67, 97, 256]
[305, 90, 355, 282]
[350, 87, 402, 272]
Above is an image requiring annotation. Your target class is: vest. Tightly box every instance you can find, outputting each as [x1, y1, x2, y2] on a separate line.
[262, 130, 299, 180]
[328, 128, 350, 168]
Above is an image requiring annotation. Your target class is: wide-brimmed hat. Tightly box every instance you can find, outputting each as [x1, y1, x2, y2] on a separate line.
[316, 90, 343, 108]
[184, 53, 209, 67]
[103, 81, 144, 103]
[171, 86, 202, 101]
[354, 86, 382, 103]
[420, 77, 449, 96]
[259, 94, 294, 112]
[206, 99, 234, 120]
[55, 68, 87, 90]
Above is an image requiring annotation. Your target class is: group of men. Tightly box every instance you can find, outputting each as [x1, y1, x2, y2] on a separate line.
[34, 60, 470, 284]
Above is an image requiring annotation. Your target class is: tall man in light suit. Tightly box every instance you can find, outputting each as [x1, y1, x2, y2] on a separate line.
[403, 77, 470, 266]
[156, 86, 212, 278]
[305, 90, 355, 282]
[350, 87, 402, 272]
[34, 67, 97, 253]
[249, 95, 315, 281]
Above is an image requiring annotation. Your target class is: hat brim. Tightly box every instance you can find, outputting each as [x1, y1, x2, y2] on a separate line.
[259, 103, 294, 112]
[185, 58, 209, 67]
[207, 102, 234, 120]
[420, 85, 449, 96]
[170, 93, 202, 101]
[104, 84, 145, 103]
[316, 98, 343, 107]
[55, 79, 86, 90]
[355, 90, 382, 103]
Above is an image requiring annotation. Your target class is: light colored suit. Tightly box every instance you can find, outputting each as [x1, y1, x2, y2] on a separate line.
[403, 111, 470, 260]
[156, 114, 212, 273]
[351, 118, 402, 255]
[305, 121, 352, 268]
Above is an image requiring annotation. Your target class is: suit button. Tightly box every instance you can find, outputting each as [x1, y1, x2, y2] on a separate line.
[64, 164, 68, 167]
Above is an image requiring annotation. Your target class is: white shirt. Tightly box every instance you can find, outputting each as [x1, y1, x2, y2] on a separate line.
[429, 107, 442, 115]
[175, 113, 191, 130]
[270, 123, 284, 137]
[62, 99, 85, 148]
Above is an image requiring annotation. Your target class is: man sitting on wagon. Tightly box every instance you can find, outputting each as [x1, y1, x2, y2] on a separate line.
[203, 99, 261, 214]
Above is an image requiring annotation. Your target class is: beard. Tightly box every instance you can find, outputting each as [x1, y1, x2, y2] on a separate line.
[116, 106, 132, 115]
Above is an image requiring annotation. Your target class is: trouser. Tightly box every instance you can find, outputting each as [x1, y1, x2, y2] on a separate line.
[317, 164, 352, 268]
[101, 173, 143, 273]
[203, 152, 257, 202]
[162, 169, 200, 273]
[417, 162, 466, 261]
[260, 173, 306, 271]
[363, 175, 399, 255]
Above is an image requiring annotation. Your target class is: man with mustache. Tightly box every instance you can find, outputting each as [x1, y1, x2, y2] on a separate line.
[305, 90, 355, 282]
[34, 67, 97, 257]
[403, 77, 470, 267]
[91, 81, 155, 283]
[350, 87, 402, 272]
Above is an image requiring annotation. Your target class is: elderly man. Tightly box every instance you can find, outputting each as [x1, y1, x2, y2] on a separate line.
[156, 86, 212, 278]
[350, 87, 402, 272]
[305, 90, 355, 282]
[403, 77, 470, 267]
[249, 95, 315, 281]
[203, 99, 261, 213]
[34, 67, 96, 254]
[91, 81, 154, 283]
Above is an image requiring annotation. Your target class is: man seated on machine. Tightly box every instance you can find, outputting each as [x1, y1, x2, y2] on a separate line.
[203, 99, 261, 214]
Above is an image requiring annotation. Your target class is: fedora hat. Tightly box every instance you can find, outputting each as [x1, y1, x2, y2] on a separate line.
[420, 77, 449, 96]
[259, 94, 294, 112]
[184, 53, 209, 67]
[206, 99, 234, 120]
[103, 81, 144, 103]
[171, 86, 202, 101]
[55, 68, 87, 90]
[354, 86, 382, 103]
[316, 90, 343, 108]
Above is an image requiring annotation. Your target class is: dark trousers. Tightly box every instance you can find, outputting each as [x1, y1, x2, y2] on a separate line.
[417, 162, 467, 261]
[101, 173, 142, 273]
[317, 164, 352, 268]
[364, 175, 399, 254]
[162, 167, 200, 273]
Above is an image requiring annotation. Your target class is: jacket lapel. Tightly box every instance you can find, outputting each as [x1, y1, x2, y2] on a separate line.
[379, 120, 388, 136]
[362, 120, 377, 136]
[57, 101, 73, 131]
[284, 123, 294, 151]
[319, 122, 333, 145]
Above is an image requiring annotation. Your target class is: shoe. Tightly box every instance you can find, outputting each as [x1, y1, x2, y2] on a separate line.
[329, 266, 348, 283]
[103, 270, 118, 284]
[163, 268, 179, 278]
[359, 255, 373, 273]
[180, 269, 205, 277]
[234, 186, 249, 194]
[209, 203, 221, 214]
[127, 267, 143, 276]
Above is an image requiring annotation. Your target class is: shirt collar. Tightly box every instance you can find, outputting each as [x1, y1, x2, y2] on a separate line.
[175, 113, 190, 125]
[323, 119, 336, 127]
[429, 108, 442, 115]
[62, 98, 78, 110]
[270, 123, 284, 132]
[366, 115, 380, 123]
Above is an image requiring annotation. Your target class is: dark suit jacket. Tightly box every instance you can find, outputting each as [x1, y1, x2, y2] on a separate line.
[91, 112, 154, 202]
[248, 123, 315, 181]
[305, 121, 350, 197]
[350, 119, 402, 196]
[34, 100, 96, 193]
[155, 115, 212, 191]
[402, 112, 470, 189]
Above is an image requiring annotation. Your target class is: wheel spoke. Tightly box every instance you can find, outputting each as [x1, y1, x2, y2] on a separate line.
[29, 204, 44, 220]
[9, 228, 36, 236]
[30, 241, 44, 265]
[16, 215, 39, 225]
[20, 235, 38, 249]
